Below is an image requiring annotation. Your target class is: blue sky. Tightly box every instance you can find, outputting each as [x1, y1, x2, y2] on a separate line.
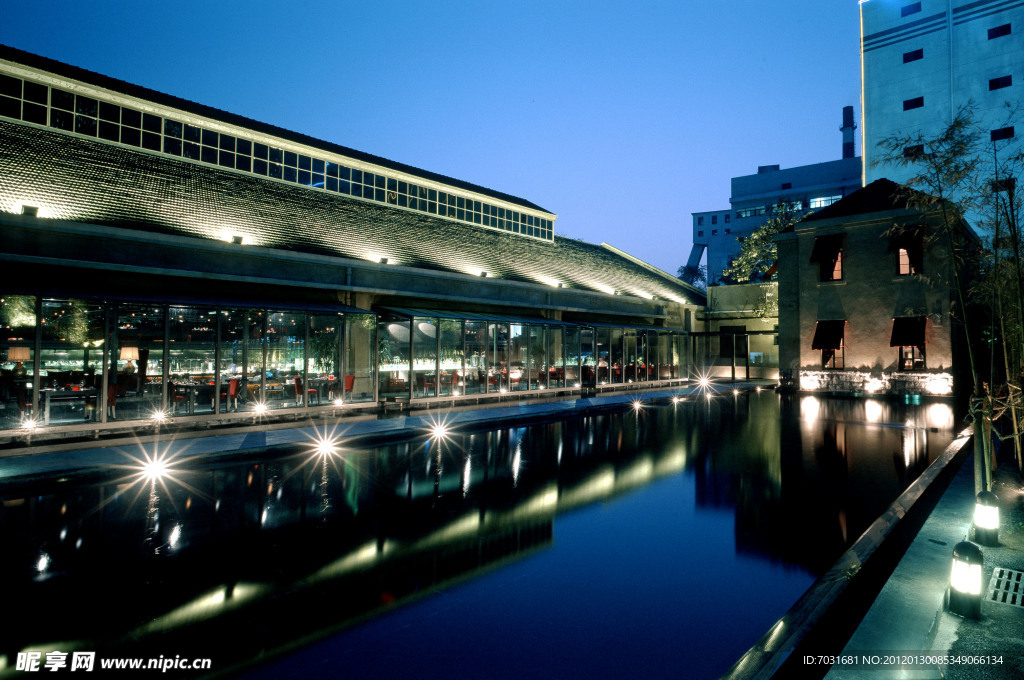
[0, 0, 862, 276]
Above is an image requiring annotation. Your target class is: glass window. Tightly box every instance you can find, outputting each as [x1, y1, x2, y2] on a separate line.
[183, 142, 200, 160]
[51, 88, 74, 111]
[269, 147, 283, 164]
[609, 328, 624, 383]
[265, 311, 306, 410]
[121, 107, 141, 128]
[23, 80, 47, 105]
[164, 137, 182, 156]
[1, 295, 37, 429]
[508, 324, 526, 391]
[142, 132, 161, 152]
[142, 113, 161, 133]
[528, 325, 547, 390]
[50, 108, 73, 131]
[74, 95, 97, 117]
[74, 115, 97, 137]
[218, 309, 253, 413]
[298, 155, 311, 171]
[236, 139, 251, 156]
[219, 134, 235, 151]
[564, 326, 581, 388]
[595, 327, 611, 385]
[378, 316, 410, 398]
[111, 303, 164, 419]
[168, 306, 218, 416]
[412, 317, 438, 398]
[253, 143, 268, 160]
[463, 321, 487, 396]
[344, 312, 375, 403]
[284, 151, 297, 167]
[183, 124, 201, 143]
[309, 314, 342, 404]
[164, 119, 182, 138]
[581, 328, 596, 388]
[120, 126, 140, 147]
[549, 327, 564, 388]
[439, 319, 462, 397]
[487, 323, 509, 393]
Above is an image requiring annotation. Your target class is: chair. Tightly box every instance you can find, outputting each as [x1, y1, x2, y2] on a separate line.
[218, 378, 240, 411]
[107, 379, 129, 419]
[327, 375, 356, 402]
[168, 381, 190, 414]
[294, 376, 319, 406]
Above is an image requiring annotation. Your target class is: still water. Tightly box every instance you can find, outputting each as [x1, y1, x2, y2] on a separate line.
[0, 392, 958, 678]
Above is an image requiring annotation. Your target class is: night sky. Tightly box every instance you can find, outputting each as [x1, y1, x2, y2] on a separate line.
[0, 0, 862, 277]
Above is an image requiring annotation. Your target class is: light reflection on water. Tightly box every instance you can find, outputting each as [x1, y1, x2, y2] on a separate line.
[0, 393, 957, 679]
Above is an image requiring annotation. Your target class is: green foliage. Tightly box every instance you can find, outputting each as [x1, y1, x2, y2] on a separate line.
[722, 204, 810, 283]
[677, 264, 706, 290]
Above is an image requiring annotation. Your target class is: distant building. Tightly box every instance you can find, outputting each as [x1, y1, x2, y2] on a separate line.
[861, 0, 1024, 184]
[775, 178, 975, 397]
[688, 107, 862, 285]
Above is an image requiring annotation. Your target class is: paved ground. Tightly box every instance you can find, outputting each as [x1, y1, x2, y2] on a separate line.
[825, 450, 1024, 680]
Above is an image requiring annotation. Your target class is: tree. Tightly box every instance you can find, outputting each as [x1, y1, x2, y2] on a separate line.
[721, 203, 811, 283]
[677, 264, 706, 290]
[875, 102, 1024, 481]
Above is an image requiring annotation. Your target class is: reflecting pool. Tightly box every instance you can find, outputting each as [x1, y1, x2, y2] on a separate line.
[0, 392, 959, 678]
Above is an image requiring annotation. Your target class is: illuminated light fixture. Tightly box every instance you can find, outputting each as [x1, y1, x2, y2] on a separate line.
[315, 436, 339, 457]
[22, 418, 38, 430]
[430, 423, 449, 440]
[671, 396, 681, 404]
[7, 346, 30, 362]
[252, 401, 268, 416]
[150, 409, 168, 423]
[379, 257, 388, 264]
[119, 346, 139, 362]
[37, 552, 50, 574]
[946, 541, 984, 619]
[231, 235, 244, 245]
[575, 382, 581, 388]
[755, 386, 762, 392]
[143, 457, 168, 481]
[631, 400, 643, 412]
[733, 389, 739, 396]
[973, 491, 999, 546]
[21, 204, 39, 217]
[333, 398, 344, 407]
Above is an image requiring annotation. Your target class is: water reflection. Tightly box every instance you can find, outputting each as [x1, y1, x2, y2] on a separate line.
[0, 393, 957, 678]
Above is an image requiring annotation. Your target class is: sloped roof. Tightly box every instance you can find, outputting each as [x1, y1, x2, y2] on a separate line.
[0, 120, 704, 306]
[802, 178, 939, 223]
[0, 44, 551, 215]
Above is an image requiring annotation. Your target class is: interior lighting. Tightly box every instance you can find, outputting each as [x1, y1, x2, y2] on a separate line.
[252, 402, 268, 416]
[314, 436, 339, 457]
[150, 409, 168, 423]
[431, 423, 449, 440]
[37, 552, 50, 574]
[631, 400, 643, 412]
[333, 398, 344, 407]
[22, 418, 38, 430]
[947, 541, 984, 618]
[973, 491, 999, 546]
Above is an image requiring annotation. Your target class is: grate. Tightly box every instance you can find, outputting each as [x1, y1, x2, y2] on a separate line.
[987, 567, 1024, 608]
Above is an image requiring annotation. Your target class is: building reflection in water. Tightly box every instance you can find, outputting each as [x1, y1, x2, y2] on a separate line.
[0, 393, 957, 677]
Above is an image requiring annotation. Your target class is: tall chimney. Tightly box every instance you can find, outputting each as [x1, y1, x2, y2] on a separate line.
[841, 106, 856, 159]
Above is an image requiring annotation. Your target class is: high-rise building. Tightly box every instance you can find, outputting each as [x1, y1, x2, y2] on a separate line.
[861, 0, 1024, 183]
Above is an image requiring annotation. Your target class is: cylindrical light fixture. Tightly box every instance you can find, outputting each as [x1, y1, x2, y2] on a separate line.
[947, 541, 984, 619]
[973, 491, 1000, 546]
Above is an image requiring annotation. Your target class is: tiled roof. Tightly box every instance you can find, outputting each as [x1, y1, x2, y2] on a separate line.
[0, 120, 704, 306]
[0, 44, 551, 214]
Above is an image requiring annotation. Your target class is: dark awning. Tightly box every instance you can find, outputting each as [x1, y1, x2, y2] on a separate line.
[809, 234, 844, 263]
[811, 320, 845, 349]
[890, 316, 927, 347]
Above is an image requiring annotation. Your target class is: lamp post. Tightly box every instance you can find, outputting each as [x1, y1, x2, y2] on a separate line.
[947, 541, 984, 619]
[973, 491, 999, 546]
